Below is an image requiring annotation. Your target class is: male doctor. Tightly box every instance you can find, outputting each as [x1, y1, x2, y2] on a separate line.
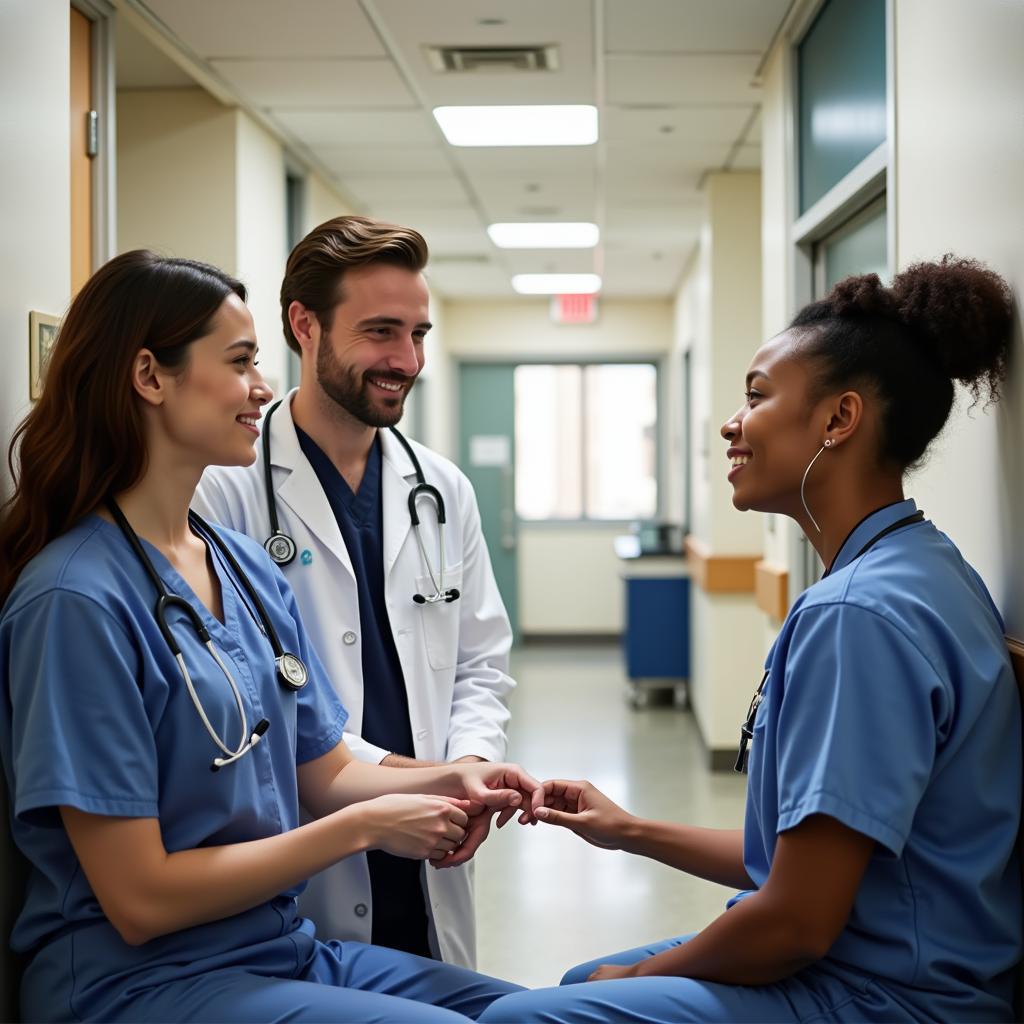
[193, 216, 514, 968]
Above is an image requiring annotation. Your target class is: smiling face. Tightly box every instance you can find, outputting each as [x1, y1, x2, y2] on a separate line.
[720, 328, 830, 517]
[159, 293, 271, 468]
[314, 263, 430, 428]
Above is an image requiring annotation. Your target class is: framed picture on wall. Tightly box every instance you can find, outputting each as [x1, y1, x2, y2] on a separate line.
[29, 311, 60, 400]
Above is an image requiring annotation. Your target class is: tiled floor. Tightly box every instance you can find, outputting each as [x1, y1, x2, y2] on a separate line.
[473, 643, 748, 989]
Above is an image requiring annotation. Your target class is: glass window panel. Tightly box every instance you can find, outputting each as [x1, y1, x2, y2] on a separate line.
[514, 365, 582, 519]
[798, 0, 886, 213]
[583, 364, 657, 520]
[823, 199, 887, 290]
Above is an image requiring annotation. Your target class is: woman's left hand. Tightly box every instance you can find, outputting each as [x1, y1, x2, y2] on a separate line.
[587, 963, 639, 982]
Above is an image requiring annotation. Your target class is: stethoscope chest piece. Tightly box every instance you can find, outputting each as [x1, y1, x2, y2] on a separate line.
[265, 532, 296, 566]
[276, 652, 308, 691]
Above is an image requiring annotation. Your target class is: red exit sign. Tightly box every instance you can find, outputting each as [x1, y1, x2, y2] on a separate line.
[550, 293, 598, 324]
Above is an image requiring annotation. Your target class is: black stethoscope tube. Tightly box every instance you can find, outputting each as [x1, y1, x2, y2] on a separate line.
[106, 499, 309, 769]
[260, 400, 460, 604]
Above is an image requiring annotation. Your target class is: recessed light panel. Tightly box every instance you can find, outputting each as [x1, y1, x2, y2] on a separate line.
[433, 105, 598, 147]
[488, 223, 599, 249]
[512, 274, 602, 295]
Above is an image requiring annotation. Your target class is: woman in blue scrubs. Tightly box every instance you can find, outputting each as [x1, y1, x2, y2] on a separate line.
[481, 257, 1022, 1023]
[0, 251, 534, 1022]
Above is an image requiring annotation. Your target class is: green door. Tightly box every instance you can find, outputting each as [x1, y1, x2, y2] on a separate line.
[458, 363, 518, 641]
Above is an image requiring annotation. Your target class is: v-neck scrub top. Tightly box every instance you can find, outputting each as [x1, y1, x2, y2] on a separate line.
[0, 516, 348, 1019]
[741, 499, 1022, 1020]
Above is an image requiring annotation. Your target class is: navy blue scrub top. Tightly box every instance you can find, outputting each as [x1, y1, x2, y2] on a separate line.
[294, 427, 414, 759]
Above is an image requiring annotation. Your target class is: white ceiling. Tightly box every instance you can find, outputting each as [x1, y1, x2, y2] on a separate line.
[119, 0, 790, 299]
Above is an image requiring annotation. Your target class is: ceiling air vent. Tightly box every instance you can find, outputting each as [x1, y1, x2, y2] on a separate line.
[425, 45, 559, 73]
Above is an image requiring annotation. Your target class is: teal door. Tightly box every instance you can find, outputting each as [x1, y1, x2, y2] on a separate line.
[458, 363, 518, 640]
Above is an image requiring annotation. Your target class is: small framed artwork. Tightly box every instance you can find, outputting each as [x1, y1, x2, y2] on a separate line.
[29, 311, 60, 400]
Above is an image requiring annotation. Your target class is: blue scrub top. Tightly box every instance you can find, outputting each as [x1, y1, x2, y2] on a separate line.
[0, 516, 347, 1015]
[742, 499, 1022, 1020]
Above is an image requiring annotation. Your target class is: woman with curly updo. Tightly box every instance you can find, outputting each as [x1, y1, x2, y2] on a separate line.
[479, 257, 1022, 1023]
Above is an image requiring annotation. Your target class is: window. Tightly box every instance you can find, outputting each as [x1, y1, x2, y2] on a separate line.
[514, 363, 657, 520]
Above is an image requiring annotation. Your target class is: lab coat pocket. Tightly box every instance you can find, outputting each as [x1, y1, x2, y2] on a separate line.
[415, 562, 463, 671]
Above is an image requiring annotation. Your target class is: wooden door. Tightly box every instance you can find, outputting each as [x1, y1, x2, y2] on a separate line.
[70, 6, 93, 295]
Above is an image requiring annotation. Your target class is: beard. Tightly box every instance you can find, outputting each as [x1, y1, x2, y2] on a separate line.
[316, 340, 415, 428]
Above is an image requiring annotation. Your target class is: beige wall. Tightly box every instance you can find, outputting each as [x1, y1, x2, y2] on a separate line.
[0, 1, 71, 1005]
[518, 525, 624, 635]
[118, 88, 354, 397]
[675, 172, 766, 752]
[117, 89, 237, 272]
[234, 113, 287, 392]
[0, 0, 71, 499]
[893, 0, 1024, 636]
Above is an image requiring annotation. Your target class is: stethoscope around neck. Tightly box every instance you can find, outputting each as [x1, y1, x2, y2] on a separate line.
[260, 399, 460, 606]
[107, 499, 309, 771]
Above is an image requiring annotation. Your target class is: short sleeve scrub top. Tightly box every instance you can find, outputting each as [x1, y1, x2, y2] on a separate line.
[743, 499, 1022, 1021]
[0, 516, 348, 1021]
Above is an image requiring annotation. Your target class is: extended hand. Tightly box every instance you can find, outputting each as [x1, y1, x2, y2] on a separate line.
[534, 779, 634, 849]
[363, 794, 468, 861]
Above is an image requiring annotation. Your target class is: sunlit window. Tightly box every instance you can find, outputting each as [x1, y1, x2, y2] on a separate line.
[514, 364, 657, 521]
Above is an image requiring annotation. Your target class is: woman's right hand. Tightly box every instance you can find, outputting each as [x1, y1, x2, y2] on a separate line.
[360, 794, 469, 860]
[534, 779, 635, 849]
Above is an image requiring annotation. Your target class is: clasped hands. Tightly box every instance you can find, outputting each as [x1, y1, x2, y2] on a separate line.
[430, 767, 633, 870]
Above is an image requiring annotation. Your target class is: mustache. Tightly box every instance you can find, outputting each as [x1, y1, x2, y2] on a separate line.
[364, 371, 416, 386]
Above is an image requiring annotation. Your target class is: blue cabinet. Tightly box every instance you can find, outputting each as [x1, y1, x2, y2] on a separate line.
[624, 574, 690, 681]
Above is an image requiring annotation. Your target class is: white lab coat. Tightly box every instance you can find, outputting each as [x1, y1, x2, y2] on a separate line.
[192, 391, 514, 968]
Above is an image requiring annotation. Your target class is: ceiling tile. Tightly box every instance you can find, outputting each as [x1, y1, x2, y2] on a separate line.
[143, 0, 387, 58]
[605, 54, 762, 105]
[273, 109, 434, 146]
[605, 0, 790, 54]
[312, 144, 451, 176]
[211, 59, 414, 108]
[344, 175, 472, 207]
[604, 105, 755, 145]
[375, 0, 595, 106]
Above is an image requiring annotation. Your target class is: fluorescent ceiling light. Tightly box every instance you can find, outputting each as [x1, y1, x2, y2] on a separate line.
[488, 223, 599, 249]
[512, 274, 602, 295]
[433, 105, 598, 147]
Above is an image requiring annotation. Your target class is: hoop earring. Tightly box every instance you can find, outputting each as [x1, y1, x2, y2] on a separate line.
[800, 441, 831, 533]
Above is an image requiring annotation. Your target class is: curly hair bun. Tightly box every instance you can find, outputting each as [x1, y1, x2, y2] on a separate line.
[891, 255, 1013, 398]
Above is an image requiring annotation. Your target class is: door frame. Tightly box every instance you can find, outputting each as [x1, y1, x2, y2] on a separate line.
[71, 0, 116, 274]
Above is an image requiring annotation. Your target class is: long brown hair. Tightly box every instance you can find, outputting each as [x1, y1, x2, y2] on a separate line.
[0, 250, 245, 604]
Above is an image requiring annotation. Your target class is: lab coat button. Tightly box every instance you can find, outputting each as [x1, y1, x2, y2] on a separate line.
[416, 730, 428, 740]
[354, 903, 368, 917]
[343, 631, 357, 645]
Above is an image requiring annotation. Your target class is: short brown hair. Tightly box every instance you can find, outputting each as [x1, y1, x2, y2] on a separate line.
[280, 215, 429, 354]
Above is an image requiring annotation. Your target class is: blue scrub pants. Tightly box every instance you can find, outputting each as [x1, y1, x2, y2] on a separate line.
[66, 939, 523, 1023]
[478, 935, 915, 1024]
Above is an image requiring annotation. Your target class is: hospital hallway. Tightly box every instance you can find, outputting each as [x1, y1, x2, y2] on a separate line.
[472, 643, 747, 989]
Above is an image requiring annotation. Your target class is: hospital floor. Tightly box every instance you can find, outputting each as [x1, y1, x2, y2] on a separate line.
[472, 643, 748, 989]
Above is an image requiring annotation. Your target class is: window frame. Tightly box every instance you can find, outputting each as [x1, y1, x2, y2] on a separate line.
[513, 358, 663, 527]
